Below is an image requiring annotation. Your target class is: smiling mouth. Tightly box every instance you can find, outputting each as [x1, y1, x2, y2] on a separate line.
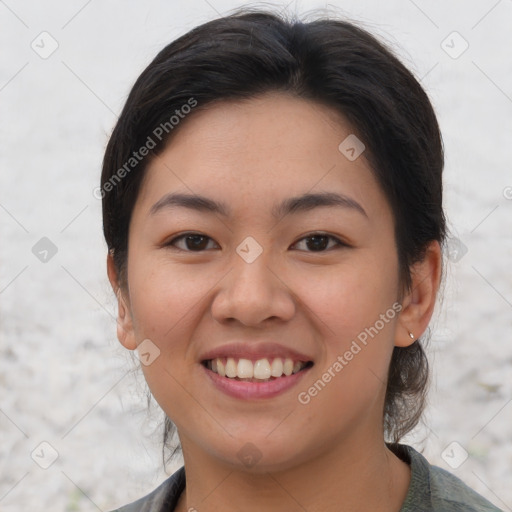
[202, 357, 314, 382]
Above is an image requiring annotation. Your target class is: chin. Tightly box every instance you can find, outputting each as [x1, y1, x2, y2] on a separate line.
[208, 435, 310, 474]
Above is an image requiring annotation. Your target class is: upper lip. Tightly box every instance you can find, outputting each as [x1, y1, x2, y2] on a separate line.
[199, 342, 314, 363]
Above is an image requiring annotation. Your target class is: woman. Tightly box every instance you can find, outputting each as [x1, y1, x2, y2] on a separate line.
[101, 7, 502, 511]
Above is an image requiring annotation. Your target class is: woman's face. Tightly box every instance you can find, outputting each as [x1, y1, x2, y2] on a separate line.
[117, 92, 404, 471]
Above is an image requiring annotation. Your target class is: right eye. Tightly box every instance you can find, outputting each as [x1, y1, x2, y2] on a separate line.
[164, 232, 219, 252]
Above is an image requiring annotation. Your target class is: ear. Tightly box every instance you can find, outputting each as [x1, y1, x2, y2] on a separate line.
[396, 240, 442, 347]
[107, 252, 137, 351]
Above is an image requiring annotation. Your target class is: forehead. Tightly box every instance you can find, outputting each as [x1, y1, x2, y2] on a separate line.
[134, 92, 390, 223]
[166, 92, 352, 164]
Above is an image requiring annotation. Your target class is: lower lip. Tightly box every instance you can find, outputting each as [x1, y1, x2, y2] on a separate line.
[203, 364, 312, 400]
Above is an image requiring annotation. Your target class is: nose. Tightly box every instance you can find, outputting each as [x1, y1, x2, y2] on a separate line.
[211, 247, 296, 327]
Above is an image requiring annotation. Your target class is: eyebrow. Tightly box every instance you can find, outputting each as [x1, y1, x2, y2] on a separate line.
[149, 191, 368, 219]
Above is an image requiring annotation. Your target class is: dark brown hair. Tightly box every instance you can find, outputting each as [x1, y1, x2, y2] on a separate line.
[101, 6, 446, 460]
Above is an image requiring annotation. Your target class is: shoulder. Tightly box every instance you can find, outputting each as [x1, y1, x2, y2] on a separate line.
[394, 444, 503, 512]
[108, 466, 186, 512]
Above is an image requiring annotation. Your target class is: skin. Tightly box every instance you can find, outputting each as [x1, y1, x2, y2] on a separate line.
[107, 92, 442, 512]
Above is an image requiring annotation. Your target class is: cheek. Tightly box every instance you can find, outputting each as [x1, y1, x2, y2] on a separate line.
[291, 277, 399, 441]
[128, 257, 215, 342]
[127, 261, 212, 423]
[294, 253, 399, 395]
[297, 254, 399, 339]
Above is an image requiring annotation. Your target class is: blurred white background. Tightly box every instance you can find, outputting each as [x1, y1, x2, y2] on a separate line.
[1, 0, 511, 510]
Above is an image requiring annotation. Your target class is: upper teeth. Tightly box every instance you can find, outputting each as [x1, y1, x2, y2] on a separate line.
[208, 357, 306, 380]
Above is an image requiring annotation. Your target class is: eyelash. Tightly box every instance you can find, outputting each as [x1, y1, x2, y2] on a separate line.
[163, 232, 349, 253]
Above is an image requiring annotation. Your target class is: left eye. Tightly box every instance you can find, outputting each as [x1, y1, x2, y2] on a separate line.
[291, 233, 346, 252]
[164, 232, 347, 252]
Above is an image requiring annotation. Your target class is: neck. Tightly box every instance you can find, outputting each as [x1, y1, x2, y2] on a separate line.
[175, 432, 411, 512]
